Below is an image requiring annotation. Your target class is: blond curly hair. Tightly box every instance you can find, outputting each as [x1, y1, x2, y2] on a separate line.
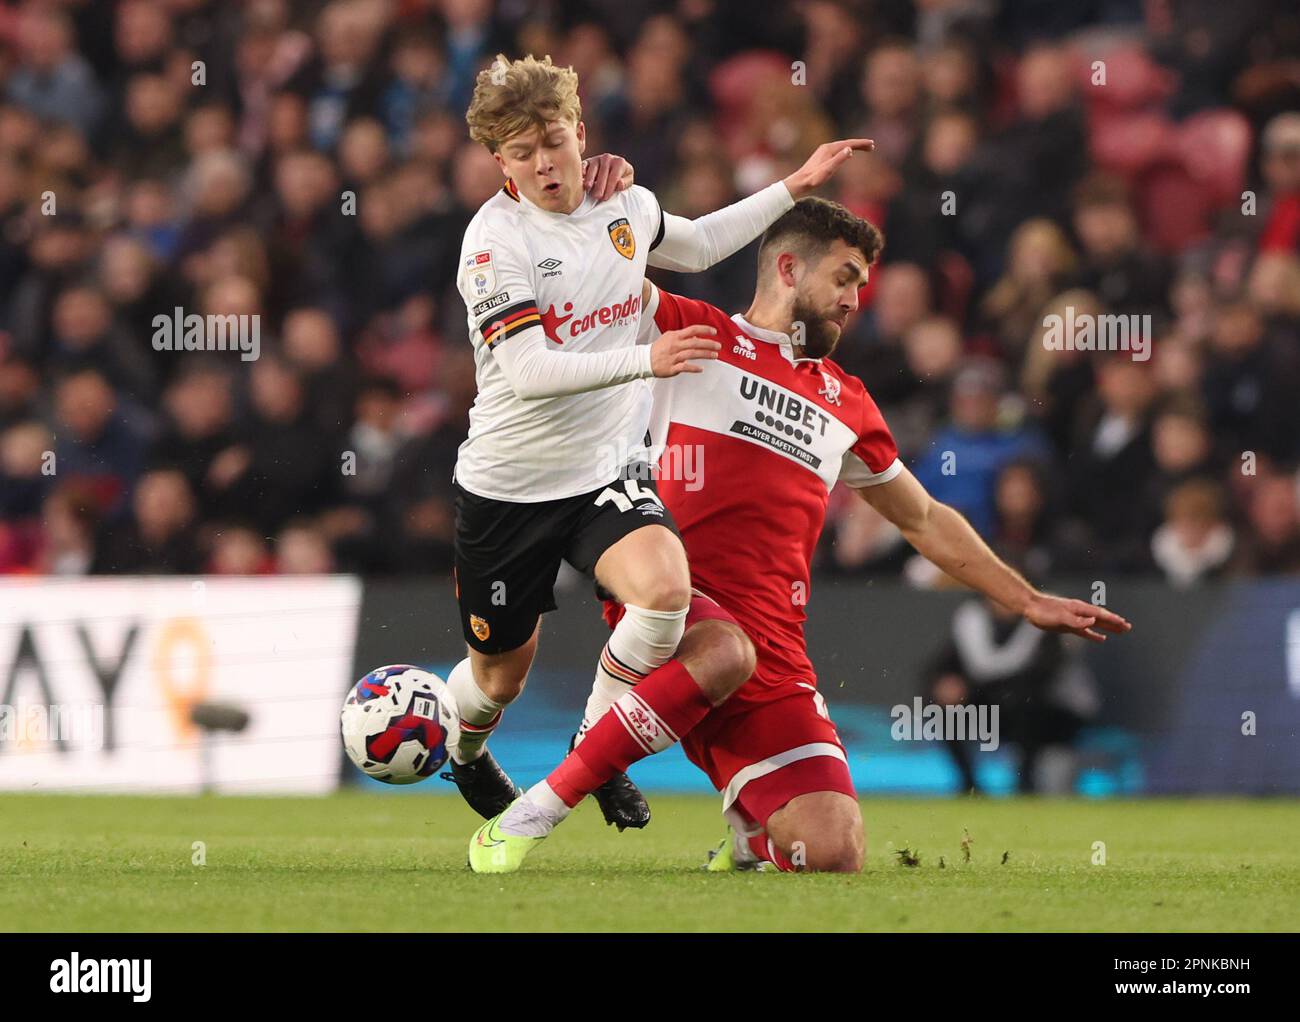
[465, 54, 582, 152]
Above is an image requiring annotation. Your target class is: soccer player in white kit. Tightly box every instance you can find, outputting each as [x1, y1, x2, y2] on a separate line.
[444, 53, 874, 835]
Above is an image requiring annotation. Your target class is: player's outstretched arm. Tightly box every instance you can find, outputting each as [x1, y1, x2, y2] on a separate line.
[647, 138, 875, 273]
[781, 138, 876, 199]
[491, 323, 719, 400]
[855, 466, 1132, 643]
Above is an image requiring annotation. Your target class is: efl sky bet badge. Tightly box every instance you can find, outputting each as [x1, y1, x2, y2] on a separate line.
[465, 250, 496, 297]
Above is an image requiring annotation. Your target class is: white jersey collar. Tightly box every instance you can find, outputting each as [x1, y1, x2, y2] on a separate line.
[514, 181, 594, 221]
[730, 313, 823, 364]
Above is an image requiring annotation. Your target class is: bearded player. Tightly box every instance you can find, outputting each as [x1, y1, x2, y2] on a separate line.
[447, 53, 874, 837]
[468, 197, 1131, 873]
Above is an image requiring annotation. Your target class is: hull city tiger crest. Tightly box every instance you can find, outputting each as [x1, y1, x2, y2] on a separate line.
[608, 218, 635, 259]
[469, 614, 490, 642]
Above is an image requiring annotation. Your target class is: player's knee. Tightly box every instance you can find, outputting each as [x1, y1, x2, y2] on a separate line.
[800, 831, 864, 873]
[678, 620, 754, 702]
[634, 577, 692, 612]
[470, 639, 535, 703]
[714, 623, 756, 694]
[476, 670, 526, 704]
[770, 794, 864, 872]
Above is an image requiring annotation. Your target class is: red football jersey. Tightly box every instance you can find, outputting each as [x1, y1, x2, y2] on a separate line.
[646, 285, 902, 691]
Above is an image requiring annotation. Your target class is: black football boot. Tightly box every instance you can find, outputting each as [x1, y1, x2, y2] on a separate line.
[570, 733, 651, 831]
[441, 749, 522, 819]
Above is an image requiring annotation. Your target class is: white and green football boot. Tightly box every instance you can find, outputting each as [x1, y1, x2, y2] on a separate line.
[704, 826, 766, 872]
[467, 797, 551, 874]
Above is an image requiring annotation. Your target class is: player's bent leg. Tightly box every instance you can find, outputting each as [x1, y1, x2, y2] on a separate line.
[443, 624, 538, 819]
[594, 523, 692, 612]
[765, 791, 865, 873]
[467, 614, 748, 873]
[465, 624, 538, 705]
[567, 525, 693, 831]
[674, 618, 756, 705]
[583, 525, 693, 729]
[696, 686, 860, 873]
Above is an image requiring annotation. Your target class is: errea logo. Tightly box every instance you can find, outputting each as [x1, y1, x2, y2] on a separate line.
[733, 336, 757, 360]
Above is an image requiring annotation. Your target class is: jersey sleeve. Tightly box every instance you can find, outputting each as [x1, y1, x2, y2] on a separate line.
[628, 185, 667, 252]
[457, 214, 539, 351]
[649, 284, 720, 334]
[838, 385, 903, 488]
[646, 181, 793, 273]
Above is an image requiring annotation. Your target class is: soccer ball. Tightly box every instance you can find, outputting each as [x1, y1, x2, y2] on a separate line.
[341, 665, 460, 784]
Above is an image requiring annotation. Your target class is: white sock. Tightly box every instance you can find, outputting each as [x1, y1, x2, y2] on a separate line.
[446, 657, 506, 764]
[576, 602, 687, 741]
[500, 780, 570, 837]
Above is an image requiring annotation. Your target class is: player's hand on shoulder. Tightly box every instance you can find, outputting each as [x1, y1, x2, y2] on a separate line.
[784, 139, 875, 198]
[582, 153, 634, 201]
[650, 324, 720, 378]
[1023, 593, 1132, 643]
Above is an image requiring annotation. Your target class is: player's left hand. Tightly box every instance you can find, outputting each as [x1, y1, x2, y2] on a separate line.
[783, 139, 876, 198]
[582, 153, 633, 201]
[1023, 594, 1132, 643]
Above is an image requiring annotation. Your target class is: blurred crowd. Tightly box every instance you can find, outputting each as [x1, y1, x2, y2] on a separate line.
[0, 0, 1299, 585]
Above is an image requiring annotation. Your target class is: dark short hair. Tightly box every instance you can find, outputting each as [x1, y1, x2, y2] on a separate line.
[758, 197, 884, 274]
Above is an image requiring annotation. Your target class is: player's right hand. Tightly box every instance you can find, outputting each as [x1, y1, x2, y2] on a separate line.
[783, 138, 876, 198]
[1023, 594, 1132, 643]
[649, 325, 720, 377]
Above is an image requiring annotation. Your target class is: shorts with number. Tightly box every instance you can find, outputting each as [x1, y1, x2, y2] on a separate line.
[453, 467, 679, 654]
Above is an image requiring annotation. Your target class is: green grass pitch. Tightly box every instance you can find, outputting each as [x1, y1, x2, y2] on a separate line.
[1, 793, 1296, 932]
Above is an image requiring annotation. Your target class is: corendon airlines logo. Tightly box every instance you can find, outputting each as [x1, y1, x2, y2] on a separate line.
[539, 302, 574, 343]
[539, 294, 641, 345]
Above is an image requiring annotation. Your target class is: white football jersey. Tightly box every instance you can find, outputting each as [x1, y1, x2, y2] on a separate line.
[454, 179, 665, 502]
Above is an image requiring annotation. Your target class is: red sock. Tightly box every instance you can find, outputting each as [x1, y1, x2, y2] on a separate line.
[548, 658, 711, 807]
[749, 834, 796, 872]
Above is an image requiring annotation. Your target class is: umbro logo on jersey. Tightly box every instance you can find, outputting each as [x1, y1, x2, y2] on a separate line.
[732, 336, 757, 360]
[537, 258, 562, 270]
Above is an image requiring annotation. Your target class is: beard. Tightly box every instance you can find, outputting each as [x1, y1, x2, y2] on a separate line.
[790, 296, 842, 359]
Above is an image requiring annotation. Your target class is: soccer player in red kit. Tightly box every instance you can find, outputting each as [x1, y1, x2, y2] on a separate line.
[584, 197, 1132, 872]
[469, 196, 1130, 874]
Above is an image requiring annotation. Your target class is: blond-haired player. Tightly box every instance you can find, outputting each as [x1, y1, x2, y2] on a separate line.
[445, 53, 872, 836]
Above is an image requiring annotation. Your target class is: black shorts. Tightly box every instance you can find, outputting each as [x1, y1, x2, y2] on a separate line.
[453, 466, 679, 654]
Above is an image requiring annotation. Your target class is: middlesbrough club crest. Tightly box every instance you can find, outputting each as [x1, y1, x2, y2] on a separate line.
[607, 218, 635, 260]
[818, 370, 842, 406]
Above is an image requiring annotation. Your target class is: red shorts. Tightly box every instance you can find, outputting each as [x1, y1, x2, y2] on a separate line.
[603, 591, 856, 829]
